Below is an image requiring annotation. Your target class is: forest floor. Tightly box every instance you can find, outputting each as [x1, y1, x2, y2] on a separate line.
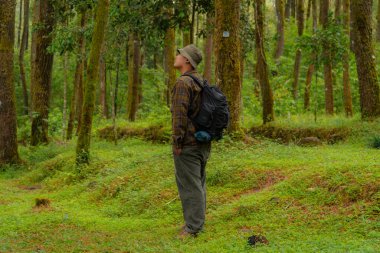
[0, 117, 379, 252]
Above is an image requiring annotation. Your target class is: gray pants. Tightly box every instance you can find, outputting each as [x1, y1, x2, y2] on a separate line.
[174, 143, 211, 234]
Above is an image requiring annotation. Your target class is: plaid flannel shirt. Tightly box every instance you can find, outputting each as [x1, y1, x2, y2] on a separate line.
[171, 70, 203, 148]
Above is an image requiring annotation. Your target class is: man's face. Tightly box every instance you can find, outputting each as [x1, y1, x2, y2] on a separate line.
[174, 53, 189, 69]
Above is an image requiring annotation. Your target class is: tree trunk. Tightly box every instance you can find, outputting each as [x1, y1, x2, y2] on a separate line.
[290, 0, 296, 19]
[304, 64, 314, 110]
[76, 0, 109, 164]
[62, 52, 68, 140]
[115, 59, 120, 117]
[17, 0, 22, 47]
[0, 0, 20, 165]
[335, 0, 341, 20]
[67, 63, 80, 140]
[321, 0, 334, 115]
[292, 0, 304, 99]
[306, 0, 312, 20]
[126, 33, 140, 122]
[164, 24, 176, 106]
[351, 0, 380, 119]
[255, 0, 275, 124]
[377, 0, 380, 42]
[180, 1, 191, 47]
[285, 0, 291, 20]
[274, 0, 285, 60]
[215, 0, 242, 132]
[204, 14, 213, 82]
[67, 11, 86, 140]
[342, 0, 353, 117]
[19, 0, 29, 116]
[99, 43, 109, 118]
[138, 48, 144, 105]
[183, 31, 191, 46]
[30, 0, 55, 145]
[75, 12, 87, 136]
[109, 68, 117, 145]
[312, 0, 317, 30]
[190, 0, 195, 44]
[304, 0, 317, 110]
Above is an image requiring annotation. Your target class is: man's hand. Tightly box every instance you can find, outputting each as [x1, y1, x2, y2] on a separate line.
[173, 146, 182, 156]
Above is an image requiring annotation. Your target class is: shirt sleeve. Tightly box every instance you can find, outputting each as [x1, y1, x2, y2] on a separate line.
[171, 80, 191, 148]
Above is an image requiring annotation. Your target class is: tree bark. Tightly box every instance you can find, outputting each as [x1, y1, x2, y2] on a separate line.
[292, 0, 304, 99]
[126, 33, 140, 122]
[75, 12, 87, 136]
[164, 23, 176, 106]
[335, 0, 341, 20]
[321, 0, 334, 115]
[67, 11, 86, 140]
[138, 48, 144, 105]
[0, 0, 20, 165]
[99, 43, 109, 118]
[62, 52, 68, 140]
[290, 0, 296, 19]
[274, 0, 285, 60]
[180, 1, 191, 47]
[285, 0, 291, 20]
[255, 0, 275, 124]
[215, 0, 242, 132]
[30, 0, 55, 145]
[183, 31, 191, 46]
[304, 64, 314, 110]
[67, 62, 81, 140]
[190, 0, 195, 44]
[306, 0, 312, 20]
[377, 0, 380, 42]
[17, 0, 22, 47]
[351, 0, 380, 119]
[76, 0, 109, 164]
[19, 0, 29, 116]
[342, 0, 353, 117]
[304, 0, 317, 110]
[204, 14, 213, 82]
[114, 59, 120, 117]
[109, 68, 117, 145]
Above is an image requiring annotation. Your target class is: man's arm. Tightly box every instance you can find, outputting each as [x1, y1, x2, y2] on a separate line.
[171, 80, 191, 151]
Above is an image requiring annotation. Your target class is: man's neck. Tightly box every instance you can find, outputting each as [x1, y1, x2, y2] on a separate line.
[180, 66, 194, 75]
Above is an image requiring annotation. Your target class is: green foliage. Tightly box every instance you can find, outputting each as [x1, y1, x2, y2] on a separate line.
[49, 23, 77, 55]
[297, 13, 348, 67]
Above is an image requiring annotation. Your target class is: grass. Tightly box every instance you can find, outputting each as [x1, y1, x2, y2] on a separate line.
[1, 118, 379, 252]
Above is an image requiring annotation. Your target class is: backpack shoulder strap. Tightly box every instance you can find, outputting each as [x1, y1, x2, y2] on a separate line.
[181, 74, 205, 89]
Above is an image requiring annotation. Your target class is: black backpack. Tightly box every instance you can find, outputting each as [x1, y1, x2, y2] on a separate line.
[183, 74, 230, 141]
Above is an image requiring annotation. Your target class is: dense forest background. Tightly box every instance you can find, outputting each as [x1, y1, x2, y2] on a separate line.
[1, 0, 380, 163]
[0, 0, 379, 252]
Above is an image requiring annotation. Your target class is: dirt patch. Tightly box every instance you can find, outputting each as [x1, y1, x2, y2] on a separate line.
[19, 185, 42, 191]
[233, 170, 286, 199]
[249, 125, 351, 145]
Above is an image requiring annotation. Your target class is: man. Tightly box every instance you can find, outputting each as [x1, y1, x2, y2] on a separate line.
[171, 44, 211, 238]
